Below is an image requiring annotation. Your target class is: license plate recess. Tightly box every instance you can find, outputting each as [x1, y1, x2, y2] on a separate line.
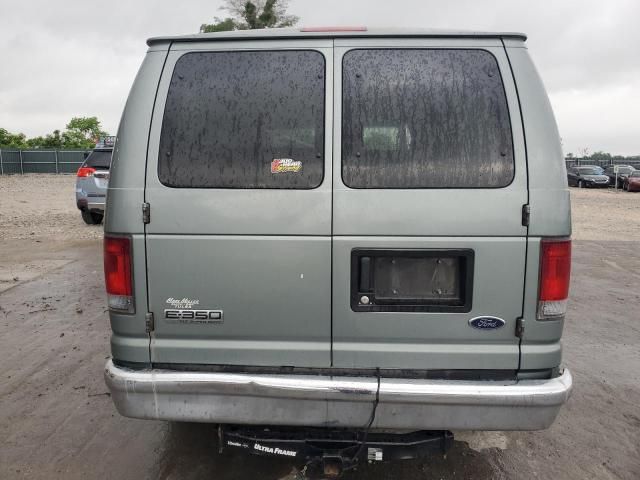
[351, 249, 474, 312]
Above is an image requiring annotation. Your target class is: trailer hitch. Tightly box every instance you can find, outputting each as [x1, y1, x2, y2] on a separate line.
[219, 425, 454, 479]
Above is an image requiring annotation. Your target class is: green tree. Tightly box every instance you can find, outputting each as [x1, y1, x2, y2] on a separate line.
[0, 128, 28, 148]
[64, 117, 107, 148]
[589, 151, 612, 160]
[46, 130, 64, 149]
[24, 130, 63, 149]
[200, 0, 298, 33]
[200, 17, 238, 33]
[1, 117, 108, 150]
[25, 136, 46, 148]
[61, 130, 92, 149]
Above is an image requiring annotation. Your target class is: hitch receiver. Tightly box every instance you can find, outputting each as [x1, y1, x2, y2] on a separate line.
[219, 425, 453, 476]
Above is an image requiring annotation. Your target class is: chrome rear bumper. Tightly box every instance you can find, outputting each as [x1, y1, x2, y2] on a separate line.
[105, 360, 572, 430]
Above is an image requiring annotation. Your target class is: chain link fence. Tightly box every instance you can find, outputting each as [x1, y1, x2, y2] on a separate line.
[0, 149, 92, 175]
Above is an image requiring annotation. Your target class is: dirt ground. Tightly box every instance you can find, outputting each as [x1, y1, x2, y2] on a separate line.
[569, 187, 640, 241]
[0, 174, 102, 241]
[0, 175, 639, 479]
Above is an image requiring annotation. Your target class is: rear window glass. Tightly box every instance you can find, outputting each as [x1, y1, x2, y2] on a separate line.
[158, 51, 325, 189]
[84, 150, 112, 169]
[342, 49, 514, 188]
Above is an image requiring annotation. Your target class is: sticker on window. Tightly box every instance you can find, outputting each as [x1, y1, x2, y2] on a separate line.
[271, 158, 302, 174]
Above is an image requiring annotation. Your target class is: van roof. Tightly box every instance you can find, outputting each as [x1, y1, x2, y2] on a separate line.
[147, 27, 527, 46]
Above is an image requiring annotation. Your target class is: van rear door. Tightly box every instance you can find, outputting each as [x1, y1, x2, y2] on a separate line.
[332, 40, 528, 370]
[144, 41, 333, 367]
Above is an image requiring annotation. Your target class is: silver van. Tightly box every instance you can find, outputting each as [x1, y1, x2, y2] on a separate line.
[104, 27, 572, 457]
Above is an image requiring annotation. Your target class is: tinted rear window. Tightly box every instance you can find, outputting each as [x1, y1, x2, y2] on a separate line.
[342, 49, 514, 188]
[84, 150, 112, 169]
[158, 51, 325, 189]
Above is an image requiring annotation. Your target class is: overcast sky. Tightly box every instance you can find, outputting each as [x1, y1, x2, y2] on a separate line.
[1, 0, 638, 155]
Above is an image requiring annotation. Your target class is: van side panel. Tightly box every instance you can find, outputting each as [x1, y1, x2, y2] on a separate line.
[505, 46, 571, 238]
[519, 238, 564, 369]
[106, 48, 170, 364]
[505, 46, 569, 370]
[109, 235, 149, 363]
[106, 47, 170, 235]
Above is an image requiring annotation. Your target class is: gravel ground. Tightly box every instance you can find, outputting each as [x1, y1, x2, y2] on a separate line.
[1, 175, 639, 479]
[0, 175, 102, 292]
[0, 174, 102, 241]
[569, 187, 640, 241]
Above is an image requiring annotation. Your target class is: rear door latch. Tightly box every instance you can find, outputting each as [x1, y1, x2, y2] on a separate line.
[515, 317, 525, 338]
[521, 204, 530, 227]
[142, 202, 151, 224]
[145, 312, 154, 333]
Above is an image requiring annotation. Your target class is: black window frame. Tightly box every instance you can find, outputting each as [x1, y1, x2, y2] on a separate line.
[157, 49, 327, 190]
[340, 48, 516, 190]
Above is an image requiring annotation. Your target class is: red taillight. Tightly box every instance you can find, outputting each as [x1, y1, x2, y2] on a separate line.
[538, 238, 571, 319]
[77, 166, 96, 177]
[539, 239, 571, 300]
[104, 236, 134, 312]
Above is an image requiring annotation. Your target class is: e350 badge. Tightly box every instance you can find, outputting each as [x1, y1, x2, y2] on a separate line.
[164, 298, 223, 324]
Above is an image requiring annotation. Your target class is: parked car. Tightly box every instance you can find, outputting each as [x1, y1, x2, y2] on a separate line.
[103, 27, 572, 469]
[603, 164, 636, 188]
[567, 165, 610, 188]
[75, 138, 113, 224]
[624, 171, 640, 191]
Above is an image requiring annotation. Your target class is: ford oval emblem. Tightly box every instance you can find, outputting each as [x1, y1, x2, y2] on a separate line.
[469, 316, 506, 330]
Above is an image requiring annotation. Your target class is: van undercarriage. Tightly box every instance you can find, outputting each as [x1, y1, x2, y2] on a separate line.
[219, 425, 454, 478]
